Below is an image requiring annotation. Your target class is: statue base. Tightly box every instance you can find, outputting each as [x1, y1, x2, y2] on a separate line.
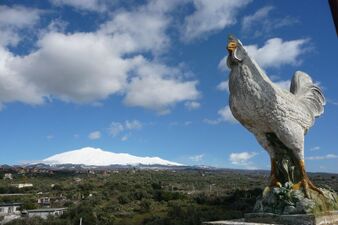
[253, 183, 338, 215]
[203, 211, 338, 225]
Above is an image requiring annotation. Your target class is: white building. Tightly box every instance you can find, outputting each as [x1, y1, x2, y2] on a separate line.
[23, 208, 67, 219]
[0, 203, 21, 215]
[37, 197, 51, 206]
[0, 203, 22, 224]
[11, 183, 33, 189]
[3, 173, 13, 180]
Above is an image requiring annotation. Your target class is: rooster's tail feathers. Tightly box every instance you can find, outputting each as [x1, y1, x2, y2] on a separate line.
[290, 71, 325, 117]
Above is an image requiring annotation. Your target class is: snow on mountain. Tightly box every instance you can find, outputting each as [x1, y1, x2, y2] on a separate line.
[42, 147, 182, 166]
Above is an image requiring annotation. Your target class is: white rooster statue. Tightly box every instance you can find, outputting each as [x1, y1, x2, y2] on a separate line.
[226, 35, 326, 198]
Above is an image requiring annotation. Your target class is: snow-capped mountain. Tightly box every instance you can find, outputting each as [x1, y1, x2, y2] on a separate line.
[42, 147, 182, 166]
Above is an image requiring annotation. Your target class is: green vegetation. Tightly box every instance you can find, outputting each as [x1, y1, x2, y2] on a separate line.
[0, 169, 337, 225]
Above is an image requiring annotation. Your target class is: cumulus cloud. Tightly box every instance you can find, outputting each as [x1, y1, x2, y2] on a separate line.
[327, 99, 338, 106]
[46, 135, 54, 140]
[12, 32, 130, 103]
[0, 47, 45, 109]
[241, 6, 299, 38]
[109, 122, 125, 137]
[184, 101, 201, 110]
[169, 121, 192, 127]
[310, 146, 321, 151]
[0, 5, 42, 46]
[121, 135, 129, 142]
[242, 6, 274, 32]
[189, 154, 204, 162]
[204, 105, 237, 125]
[274, 80, 291, 90]
[99, 4, 171, 54]
[229, 152, 257, 165]
[0, 1, 200, 113]
[123, 59, 199, 112]
[109, 120, 142, 137]
[218, 57, 229, 72]
[306, 154, 338, 160]
[125, 120, 143, 130]
[218, 106, 237, 123]
[245, 38, 308, 68]
[218, 38, 308, 71]
[182, 0, 252, 41]
[88, 131, 101, 140]
[217, 80, 229, 93]
[0, 5, 41, 28]
[50, 0, 109, 12]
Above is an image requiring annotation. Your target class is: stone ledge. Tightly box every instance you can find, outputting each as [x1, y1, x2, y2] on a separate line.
[203, 211, 338, 225]
[245, 211, 338, 225]
[203, 221, 279, 225]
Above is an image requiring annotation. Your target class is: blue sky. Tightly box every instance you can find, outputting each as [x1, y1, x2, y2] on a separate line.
[0, 0, 337, 172]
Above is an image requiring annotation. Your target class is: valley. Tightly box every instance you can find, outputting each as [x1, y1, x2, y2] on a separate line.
[0, 166, 337, 225]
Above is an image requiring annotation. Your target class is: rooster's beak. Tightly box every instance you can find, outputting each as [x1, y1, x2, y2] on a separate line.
[227, 41, 237, 53]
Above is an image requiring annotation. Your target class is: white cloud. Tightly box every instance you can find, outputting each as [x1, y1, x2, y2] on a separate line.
[189, 154, 204, 162]
[274, 80, 291, 90]
[203, 118, 219, 125]
[245, 38, 308, 68]
[218, 38, 308, 71]
[99, 5, 171, 54]
[109, 122, 125, 137]
[182, 0, 252, 41]
[46, 135, 54, 140]
[241, 6, 299, 37]
[124, 58, 199, 112]
[328, 99, 338, 106]
[310, 146, 321, 151]
[109, 120, 143, 137]
[229, 152, 257, 165]
[242, 6, 274, 32]
[0, 1, 200, 113]
[204, 105, 237, 125]
[185, 101, 200, 110]
[169, 121, 179, 126]
[306, 154, 338, 160]
[0, 5, 41, 28]
[269, 75, 290, 90]
[50, 0, 108, 12]
[0, 47, 45, 108]
[218, 106, 237, 123]
[0, 5, 42, 47]
[217, 80, 229, 93]
[218, 57, 229, 72]
[169, 121, 192, 126]
[121, 135, 128, 142]
[14, 32, 131, 103]
[88, 131, 101, 140]
[125, 120, 142, 130]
